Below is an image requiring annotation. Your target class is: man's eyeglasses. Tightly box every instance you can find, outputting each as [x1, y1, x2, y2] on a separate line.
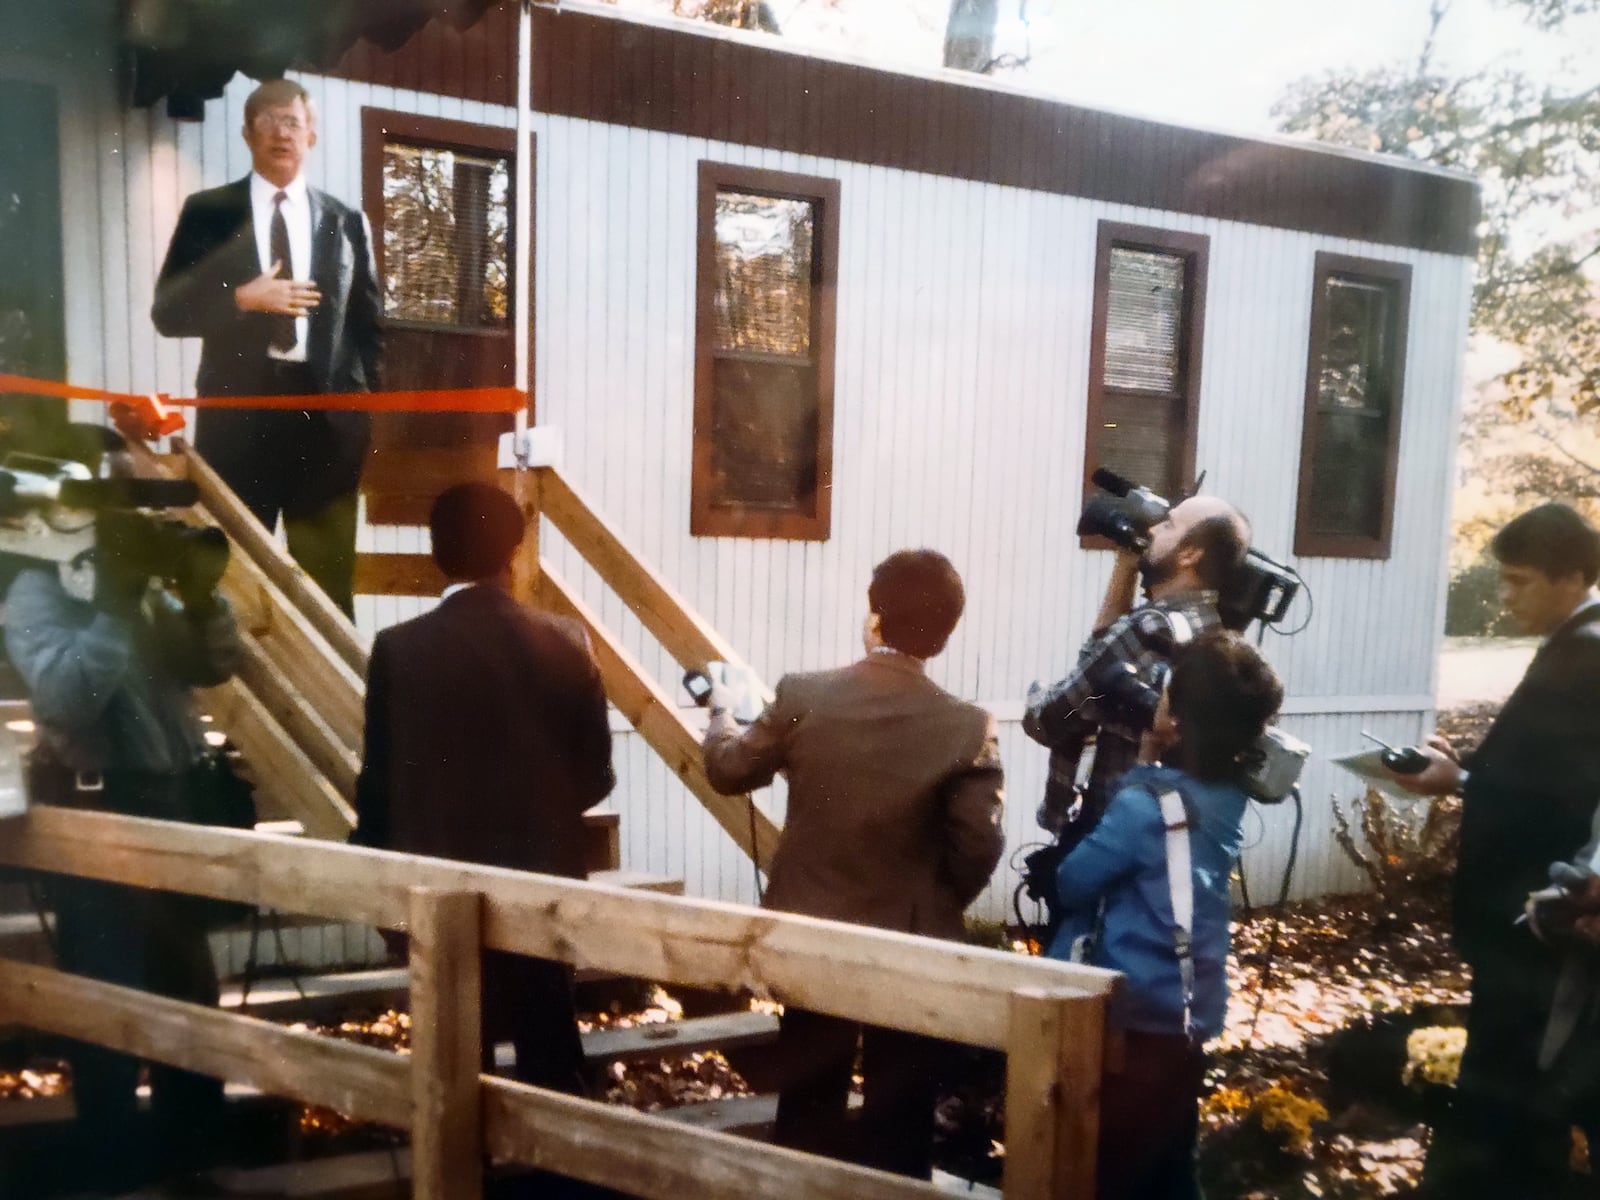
[252, 114, 308, 135]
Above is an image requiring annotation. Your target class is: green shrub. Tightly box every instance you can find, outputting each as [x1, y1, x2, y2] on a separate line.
[1445, 557, 1517, 636]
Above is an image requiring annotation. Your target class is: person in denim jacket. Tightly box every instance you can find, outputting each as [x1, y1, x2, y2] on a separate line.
[1049, 630, 1282, 1200]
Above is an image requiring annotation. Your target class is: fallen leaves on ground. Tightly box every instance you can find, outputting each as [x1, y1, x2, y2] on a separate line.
[290, 991, 752, 1139]
[0, 1066, 67, 1101]
[1201, 887, 1470, 1198]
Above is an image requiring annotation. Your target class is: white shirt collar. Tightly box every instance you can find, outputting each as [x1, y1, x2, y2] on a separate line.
[250, 172, 308, 207]
[442, 582, 475, 600]
[1562, 593, 1600, 629]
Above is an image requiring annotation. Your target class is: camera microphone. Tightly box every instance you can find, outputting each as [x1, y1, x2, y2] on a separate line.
[1090, 467, 1136, 497]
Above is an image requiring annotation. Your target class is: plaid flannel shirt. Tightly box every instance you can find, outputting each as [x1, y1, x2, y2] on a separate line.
[1023, 589, 1221, 838]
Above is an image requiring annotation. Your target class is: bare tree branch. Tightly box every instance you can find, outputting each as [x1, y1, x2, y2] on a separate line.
[1418, 0, 1452, 75]
[1531, 426, 1600, 476]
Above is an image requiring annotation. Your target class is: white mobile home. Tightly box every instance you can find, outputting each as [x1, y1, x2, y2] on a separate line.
[0, 0, 1479, 919]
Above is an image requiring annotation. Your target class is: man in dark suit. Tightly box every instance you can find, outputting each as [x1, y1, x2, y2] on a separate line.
[153, 78, 381, 616]
[353, 482, 615, 1093]
[1394, 503, 1600, 1197]
[703, 548, 1005, 1180]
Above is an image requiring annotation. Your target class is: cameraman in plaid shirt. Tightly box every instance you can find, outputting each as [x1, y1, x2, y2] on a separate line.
[1024, 495, 1250, 853]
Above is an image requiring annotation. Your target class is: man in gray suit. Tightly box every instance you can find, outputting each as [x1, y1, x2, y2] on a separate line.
[153, 78, 381, 616]
[703, 548, 1005, 1179]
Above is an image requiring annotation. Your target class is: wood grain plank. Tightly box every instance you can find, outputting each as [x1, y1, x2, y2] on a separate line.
[1003, 988, 1106, 1200]
[409, 888, 483, 1200]
[0, 959, 408, 1126]
[484, 1077, 945, 1200]
[0, 808, 1117, 1049]
[196, 678, 357, 838]
[535, 562, 780, 868]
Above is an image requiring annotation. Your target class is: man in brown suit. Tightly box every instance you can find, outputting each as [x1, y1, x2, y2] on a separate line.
[353, 482, 615, 1094]
[703, 548, 1005, 1179]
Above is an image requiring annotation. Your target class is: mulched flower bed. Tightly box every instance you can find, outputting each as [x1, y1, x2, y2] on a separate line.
[1192, 700, 1503, 1198]
[1201, 888, 1470, 1198]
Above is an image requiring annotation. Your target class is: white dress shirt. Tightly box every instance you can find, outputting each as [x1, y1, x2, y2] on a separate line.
[1549, 593, 1600, 641]
[249, 172, 312, 363]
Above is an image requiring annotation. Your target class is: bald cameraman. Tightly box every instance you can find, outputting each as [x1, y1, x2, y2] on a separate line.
[1024, 493, 1250, 856]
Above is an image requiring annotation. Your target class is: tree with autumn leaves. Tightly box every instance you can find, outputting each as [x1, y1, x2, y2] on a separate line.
[1277, 0, 1600, 602]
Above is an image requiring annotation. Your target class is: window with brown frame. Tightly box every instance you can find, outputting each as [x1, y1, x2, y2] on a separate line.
[1084, 223, 1208, 510]
[360, 109, 520, 525]
[1294, 253, 1411, 559]
[692, 162, 839, 540]
[375, 128, 511, 330]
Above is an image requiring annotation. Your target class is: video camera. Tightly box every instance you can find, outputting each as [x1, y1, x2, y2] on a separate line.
[0, 453, 229, 607]
[1080, 657, 1307, 803]
[1077, 467, 1300, 633]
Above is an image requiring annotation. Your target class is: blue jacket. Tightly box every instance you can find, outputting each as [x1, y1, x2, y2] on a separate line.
[1047, 764, 1247, 1039]
[4, 568, 239, 775]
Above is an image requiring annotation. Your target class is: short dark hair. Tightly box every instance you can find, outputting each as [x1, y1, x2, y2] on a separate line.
[429, 483, 525, 581]
[1167, 630, 1283, 784]
[1490, 503, 1600, 586]
[868, 549, 965, 659]
[1180, 511, 1250, 591]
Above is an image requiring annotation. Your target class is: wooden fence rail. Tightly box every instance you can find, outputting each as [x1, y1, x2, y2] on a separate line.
[0, 807, 1115, 1199]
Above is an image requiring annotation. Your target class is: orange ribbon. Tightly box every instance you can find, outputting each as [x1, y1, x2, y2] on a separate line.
[0, 373, 526, 442]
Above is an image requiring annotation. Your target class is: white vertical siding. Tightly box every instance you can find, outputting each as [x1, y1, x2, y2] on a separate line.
[44, 72, 1475, 917]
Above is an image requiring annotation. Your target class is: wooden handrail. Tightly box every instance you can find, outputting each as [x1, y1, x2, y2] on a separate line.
[537, 467, 772, 701]
[171, 438, 368, 676]
[538, 563, 782, 866]
[0, 808, 1113, 1041]
[0, 809, 1110, 1198]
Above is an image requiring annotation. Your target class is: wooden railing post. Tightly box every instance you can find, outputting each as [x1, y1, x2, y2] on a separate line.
[503, 466, 541, 608]
[409, 887, 484, 1200]
[1002, 987, 1107, 1200]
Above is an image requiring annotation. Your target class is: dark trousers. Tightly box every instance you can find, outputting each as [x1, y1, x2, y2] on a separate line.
[1096, 1031, 1206, 1200]
[482, 951, 587, 1093]
[772, 1008, 948, 1179]
[44, 777, 223, 1187]
[1422, 962, 1574, 1198]
[194, 361, 366, 618]
[241, 489, 359, 618]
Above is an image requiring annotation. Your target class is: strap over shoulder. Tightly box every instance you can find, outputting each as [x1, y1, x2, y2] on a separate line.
[1155, 786, 1198, 1042]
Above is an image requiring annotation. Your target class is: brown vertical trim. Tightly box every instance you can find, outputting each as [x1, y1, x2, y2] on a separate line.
[1082, 220, 1210, 535]
[767, 51, 799, 156]
[360, 108, 387, 288]
[647, 26, 675, 133]
[691, 161, 840, 541]
[465, 12, 490, 105]
[799, 55, 825, 160]
[416, 18, 443, 100]
[531, 1, 557, 112]
[1293, 252, 1412, 560]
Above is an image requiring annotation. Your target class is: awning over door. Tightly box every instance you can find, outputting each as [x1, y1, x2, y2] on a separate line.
[119, 0, 505, 114]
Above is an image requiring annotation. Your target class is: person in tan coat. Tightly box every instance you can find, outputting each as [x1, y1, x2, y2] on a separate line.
[703, 548, 1005, 1179]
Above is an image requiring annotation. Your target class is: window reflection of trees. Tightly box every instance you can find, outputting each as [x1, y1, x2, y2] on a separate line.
[381, 143, 510, 328]
[1312, 276, 1396, 537]
[1319, 278, 1392, 413]
[711, 191, 814, 356]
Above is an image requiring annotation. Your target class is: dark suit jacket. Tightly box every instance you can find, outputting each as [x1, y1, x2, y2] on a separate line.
[1456, 604, 1600, 971]
[703, 652, 1005, 939]
[152, 177, 382, 511]
[352, 586, 616, 878]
